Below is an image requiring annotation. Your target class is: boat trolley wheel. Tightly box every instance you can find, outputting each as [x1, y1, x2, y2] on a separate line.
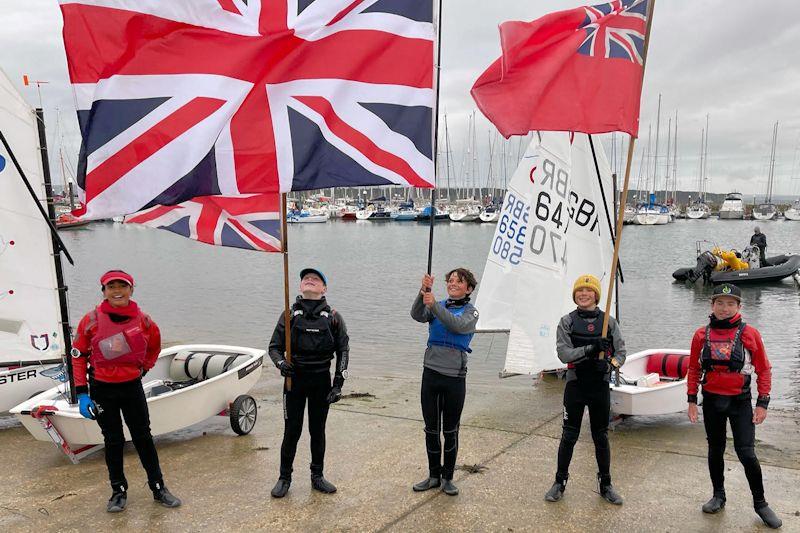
[230, 395, 257, 435]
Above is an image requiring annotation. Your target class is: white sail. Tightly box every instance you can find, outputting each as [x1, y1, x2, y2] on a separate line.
[475, 134, 544, 331]
[0, 68, 64, 365]
[475, 132, 616, 374]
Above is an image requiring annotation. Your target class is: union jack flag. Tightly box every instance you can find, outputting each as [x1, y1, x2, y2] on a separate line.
[62, 0, 435, 220]
[578, 0, 648, 64]
[124, 194, 281, 252]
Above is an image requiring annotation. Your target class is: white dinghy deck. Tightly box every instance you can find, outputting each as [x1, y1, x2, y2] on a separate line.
[610, 349, 690, 417]
[11, 344, 264, 461]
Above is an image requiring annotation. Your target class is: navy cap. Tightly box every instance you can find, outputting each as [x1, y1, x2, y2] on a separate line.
[300, 268, 327, 286]
[712, 283, 741, 301]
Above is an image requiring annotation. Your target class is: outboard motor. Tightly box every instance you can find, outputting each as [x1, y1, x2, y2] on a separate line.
[673, 251, 719, 282]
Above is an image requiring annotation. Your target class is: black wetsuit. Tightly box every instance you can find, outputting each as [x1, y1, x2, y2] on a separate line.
[410, 295, 478, 481]
[554, 308, 627, 486]
[750, 233, 768, 266]
[268, 297, 349, 481]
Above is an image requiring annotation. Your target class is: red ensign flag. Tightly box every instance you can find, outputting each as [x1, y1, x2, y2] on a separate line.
[472, 0, 650, 138]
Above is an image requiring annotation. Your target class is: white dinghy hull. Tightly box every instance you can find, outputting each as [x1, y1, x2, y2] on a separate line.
[12, 344, 264, 446]
[610, 349, 690, 416]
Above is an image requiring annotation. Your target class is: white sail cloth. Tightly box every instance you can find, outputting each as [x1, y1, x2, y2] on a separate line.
[476, 132, 616, 374]
[0, 68, 64, 363]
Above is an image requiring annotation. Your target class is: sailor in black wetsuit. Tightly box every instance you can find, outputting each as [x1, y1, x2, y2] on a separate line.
[268, 268, 349, 498]
[750, 226, 768, 266]
[544, 274, 627, 505]
[410, 268, 479, 496]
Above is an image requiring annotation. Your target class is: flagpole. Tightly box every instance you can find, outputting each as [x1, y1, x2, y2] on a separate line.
[426, 0, 444, 276]
[280, 192, 292, 391]
[600, 0, 657, 372]
[588, 134, 623, 283]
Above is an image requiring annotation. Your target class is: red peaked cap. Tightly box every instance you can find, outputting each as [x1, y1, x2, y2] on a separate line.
[100, 270, 134, 287]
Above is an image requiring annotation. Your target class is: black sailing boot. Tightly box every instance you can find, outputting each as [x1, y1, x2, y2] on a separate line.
[755, 501, 782, 529]
[106, 485, 127, 513]
[544, 476, 567, 502]
[413, 476, 441, 492]
[271, 478, 291, 498]
[311, 474, 337, 494]
[441, 479, 459, 496]
[701, 491, 726, 514]
[151, 480, 182, 508]
[598, 474, 623, 505]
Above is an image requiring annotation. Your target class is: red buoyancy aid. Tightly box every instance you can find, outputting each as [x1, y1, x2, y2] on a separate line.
[701, 322, 747, 373]
[89, 307, 149, 370]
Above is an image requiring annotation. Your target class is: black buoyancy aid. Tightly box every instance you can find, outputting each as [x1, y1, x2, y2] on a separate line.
[701, 322, 747, 373]
[568, 309, 609, 379]
[290, 301, 338, 370]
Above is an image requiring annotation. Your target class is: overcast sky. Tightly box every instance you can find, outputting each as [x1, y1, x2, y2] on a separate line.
[1, 0, 799, 197]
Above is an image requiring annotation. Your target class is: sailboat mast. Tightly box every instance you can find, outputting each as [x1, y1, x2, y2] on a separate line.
[444, 113, 452, 202]
[767, 121, 778, 203]
[673, 111, 678, 202]
[703, 114, 710, 199]
[652, 94, 661, 199]
[664, 116, 671, 204]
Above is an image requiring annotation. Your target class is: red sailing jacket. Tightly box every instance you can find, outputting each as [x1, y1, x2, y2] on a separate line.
[687, 315, 771, 400]
[72, 301, 161, 392]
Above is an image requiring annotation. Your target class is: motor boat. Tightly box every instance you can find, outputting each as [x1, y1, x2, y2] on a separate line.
[718, 192, 745, 219]
[11, 345, 263, 462]
[752, 203, 779, 221]
[686, 202, 711, 219]
[610, 350, 690, 416]
[785, 199, 800, 221]
[478, 205, 499, 223]
[672, 242, 800, 285]
[55, 212, 90, 229]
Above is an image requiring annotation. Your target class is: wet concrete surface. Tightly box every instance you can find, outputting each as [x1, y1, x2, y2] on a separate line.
[1, 371, 798, 532]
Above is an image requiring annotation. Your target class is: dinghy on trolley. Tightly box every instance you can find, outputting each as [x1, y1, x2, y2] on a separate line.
[12, 345, 263, 462]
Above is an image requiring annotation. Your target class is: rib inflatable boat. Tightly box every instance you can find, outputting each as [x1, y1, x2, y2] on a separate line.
[674, 253, 800, 285]
[11, 344, 263, 462]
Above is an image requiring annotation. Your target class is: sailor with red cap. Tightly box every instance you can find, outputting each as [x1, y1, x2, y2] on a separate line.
[72, 270, 181, 512]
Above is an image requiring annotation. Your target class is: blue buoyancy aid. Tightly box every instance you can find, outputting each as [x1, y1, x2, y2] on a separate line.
[427, 299, 474, 353]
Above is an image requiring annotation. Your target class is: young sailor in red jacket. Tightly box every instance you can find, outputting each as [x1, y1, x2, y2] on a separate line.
[687, 283, 781, 529]
[72, 270, 181, 513]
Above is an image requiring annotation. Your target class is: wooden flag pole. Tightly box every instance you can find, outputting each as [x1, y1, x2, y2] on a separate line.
[600, 0, 657, 362]
[426, 0, 444, 276]
[280, 193, 292, 391]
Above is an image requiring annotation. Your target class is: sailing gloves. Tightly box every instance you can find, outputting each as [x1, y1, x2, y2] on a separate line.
[326, 386, 342, 404]
[77, 393, 97, 419]
[587, 337, 613, 356]
[327, 375, 345, 404]
[277, 359, 294, 377]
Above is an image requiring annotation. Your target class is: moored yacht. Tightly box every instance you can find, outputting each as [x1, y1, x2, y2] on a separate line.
[784, 199, 800, 221]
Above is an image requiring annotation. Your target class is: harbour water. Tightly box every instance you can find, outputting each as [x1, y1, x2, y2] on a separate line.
[57, 217, 800, 409]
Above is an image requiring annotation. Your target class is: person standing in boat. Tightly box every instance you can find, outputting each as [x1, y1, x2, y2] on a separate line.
[71, 270, 181, 512]
[750, 226, 768, 266]
[686, 283, 781, 529]
[544, 274, 626, 505]
[410, 268, 479, 496]
[268, 268, 350, 498]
